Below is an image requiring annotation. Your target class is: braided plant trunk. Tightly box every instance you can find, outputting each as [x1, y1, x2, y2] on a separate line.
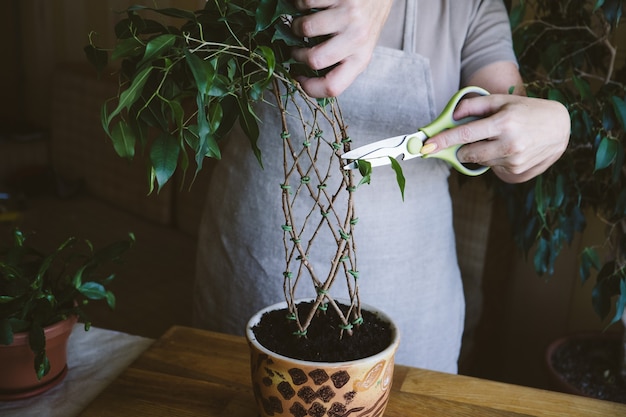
[271, 80, 362, 338]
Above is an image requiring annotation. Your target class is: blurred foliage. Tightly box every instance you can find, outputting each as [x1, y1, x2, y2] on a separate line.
[501, 0, 626, 326]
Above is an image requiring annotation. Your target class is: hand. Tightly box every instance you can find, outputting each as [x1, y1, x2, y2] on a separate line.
[290, 0, 392, 98]
[423, 94, 570, 184]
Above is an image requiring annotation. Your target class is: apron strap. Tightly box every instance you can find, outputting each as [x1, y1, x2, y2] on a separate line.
[403, 0, 417, 53]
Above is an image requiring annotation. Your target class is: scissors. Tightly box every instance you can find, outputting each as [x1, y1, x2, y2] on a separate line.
[341, 86, 491, 176]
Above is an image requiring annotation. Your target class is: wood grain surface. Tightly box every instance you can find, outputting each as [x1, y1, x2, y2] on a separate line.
[79, 326, 626, 416]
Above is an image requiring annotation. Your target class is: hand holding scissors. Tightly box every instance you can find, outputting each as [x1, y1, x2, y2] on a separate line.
[341, 86, 491, 176]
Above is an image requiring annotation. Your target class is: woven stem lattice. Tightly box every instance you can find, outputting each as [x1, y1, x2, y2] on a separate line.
[272, 80, 361, 337]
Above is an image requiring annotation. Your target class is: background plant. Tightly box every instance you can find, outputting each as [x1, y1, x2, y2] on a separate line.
[86, 0, 364, 338]
[500, 0, 626, 375]
[0, 229, 134, 379]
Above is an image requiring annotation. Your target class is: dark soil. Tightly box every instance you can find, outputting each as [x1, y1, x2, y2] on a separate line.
[551, 336, 626, 404]
[252, 301, 393, 362]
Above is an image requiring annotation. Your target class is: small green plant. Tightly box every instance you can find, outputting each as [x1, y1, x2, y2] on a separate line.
[0, 229, 134, 379]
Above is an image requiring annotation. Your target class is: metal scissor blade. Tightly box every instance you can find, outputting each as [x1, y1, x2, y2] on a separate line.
[343, 157, 399, 170]
[341, 135, 409, 160]
[341, 133, 426, 170]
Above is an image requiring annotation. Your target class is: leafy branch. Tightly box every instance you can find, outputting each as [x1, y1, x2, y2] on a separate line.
[0, 229, 134, 379]
[87, 0, 363, 337]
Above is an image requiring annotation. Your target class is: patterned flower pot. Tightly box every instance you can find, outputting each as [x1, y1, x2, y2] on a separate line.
[0, 315, 78, 400]
[246, 301, 400, 417]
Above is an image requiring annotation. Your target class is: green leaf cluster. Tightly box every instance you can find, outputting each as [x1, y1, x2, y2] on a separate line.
[0, 229, 134, 380]
[88, 1, 365, 339]
[85, 0, 318, 192]
[501, 0, 626, 327]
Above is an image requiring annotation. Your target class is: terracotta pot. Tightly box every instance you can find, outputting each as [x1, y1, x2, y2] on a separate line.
[0, 315, 78, 400]
[545, 331, 622, 397]
[246, 301, 400, 417]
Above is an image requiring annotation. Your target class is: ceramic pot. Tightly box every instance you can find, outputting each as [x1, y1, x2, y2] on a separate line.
[246, 301, 400, 417]
[0, 315, 78, 400]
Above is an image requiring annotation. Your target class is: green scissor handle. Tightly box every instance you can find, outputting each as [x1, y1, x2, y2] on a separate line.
[407, 86, 491, 176]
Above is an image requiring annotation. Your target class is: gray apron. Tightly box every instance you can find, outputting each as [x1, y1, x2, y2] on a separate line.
[194, 1, 464, 373]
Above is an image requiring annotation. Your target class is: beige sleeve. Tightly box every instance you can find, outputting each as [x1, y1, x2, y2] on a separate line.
[460, 0, 518, 85]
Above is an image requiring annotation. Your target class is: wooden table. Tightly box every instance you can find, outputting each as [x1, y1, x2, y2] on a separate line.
[79, 326, 626, 416]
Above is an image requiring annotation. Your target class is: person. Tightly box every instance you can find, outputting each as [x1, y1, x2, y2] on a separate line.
[193, 0, 570, 372]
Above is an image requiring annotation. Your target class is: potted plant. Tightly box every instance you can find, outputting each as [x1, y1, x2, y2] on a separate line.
[0, 228, 134, 399]
[85, 1, 399, 415]
[500, 0, 626, 402]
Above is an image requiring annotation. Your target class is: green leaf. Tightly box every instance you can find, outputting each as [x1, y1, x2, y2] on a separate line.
[72, 265, 89, 289]
[103, 66, 152, 133]
[150, 132, 180, 191]
[357, 160, 372, 186]
[509, 1, 526, 29]
[94, 235, 135, 264]
[111, 37, 143, 61]
[35, 352, 50, 381]
[595, 136, 618, 171]
[237, 98, 262, 167]
[83, 44, 108, 75]
[249, 80, 268, 101]
[573, 76, 593, 101]
[548, 88, 567, 105]
[608, 279, 626, 326]
[276, 0, 299, 15]
[184, 49, 215, 97]
[256, 45, 275, 81]
[167, 99, 184, 132]
[79, 282, 107, 300]
[139, 34, 176, 68]
[553, 174, 565, 208]
[34, 237, 76, 288]
[579, 247, 600, 285]
[209, 75, 231, 97]
[207, 102, 223, 135]
[611, 95, 626, 130]
[534, 175, 546, 222]
[272, 20, 306, 47]
[13, 228, 25, 246]
[389, 157, 406, 201]
[110, 120, 137, 159]
[194, 98, 210, 171]
[0, 295, 15, 304]
[0, 318, 13, 345]
[255, 0, 278, 32]
[592, 262, 617, 319]
[28, 324, 47, 379]
[105, 291, 116, 309]
[533, 237, 550, 275]
[594, 0, 606, 11]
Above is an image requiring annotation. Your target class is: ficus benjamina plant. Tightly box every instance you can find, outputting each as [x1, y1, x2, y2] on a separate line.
[501, 0, 626, 328]
[85, 0, 378, 339]
[495, 1, 626, 385]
